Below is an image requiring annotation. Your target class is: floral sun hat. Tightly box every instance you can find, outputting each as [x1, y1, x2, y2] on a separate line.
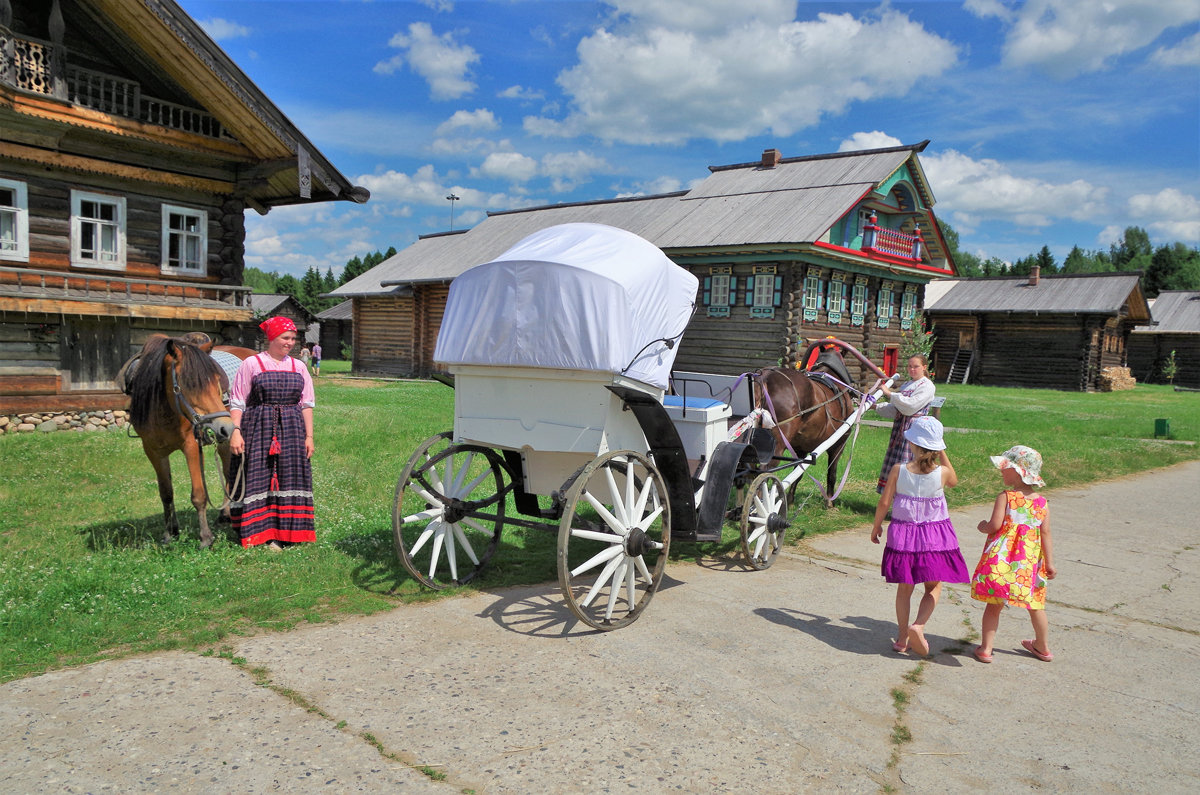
[990, 445, 1045, 487]
[903, 415, 946, 451]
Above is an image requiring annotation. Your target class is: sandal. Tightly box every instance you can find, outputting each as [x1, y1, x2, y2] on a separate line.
[1021, 639, 1053, 662]
[973, 646, 993, 664]
[892, 639, 909, 654]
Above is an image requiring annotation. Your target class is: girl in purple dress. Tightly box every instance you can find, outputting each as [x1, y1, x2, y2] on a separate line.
[871, 416, 969, 656]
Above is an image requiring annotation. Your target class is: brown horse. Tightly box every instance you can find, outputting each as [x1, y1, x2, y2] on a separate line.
[754, 350, 857, 508]
[125, 334, 238, 547]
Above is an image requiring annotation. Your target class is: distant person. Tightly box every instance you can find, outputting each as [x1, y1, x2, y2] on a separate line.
[872, 354, 936, 493]
[228, 316, 316, 550]
[299, 342, 312, 371]
[310, 341, 322, 376]
[970, 446, 1056, 663]
[871, 416, 969, 656]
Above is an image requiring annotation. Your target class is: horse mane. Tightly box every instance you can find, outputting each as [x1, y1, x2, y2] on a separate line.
[128, 336, 224, 428]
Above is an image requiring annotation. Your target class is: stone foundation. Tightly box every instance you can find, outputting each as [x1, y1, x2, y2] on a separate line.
[0, 410, 129, 435]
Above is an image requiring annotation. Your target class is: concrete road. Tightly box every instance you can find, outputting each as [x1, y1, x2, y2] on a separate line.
[2, 461, 1197, 793]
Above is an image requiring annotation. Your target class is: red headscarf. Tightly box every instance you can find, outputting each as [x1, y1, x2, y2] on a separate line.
[259, 316, 297, 341]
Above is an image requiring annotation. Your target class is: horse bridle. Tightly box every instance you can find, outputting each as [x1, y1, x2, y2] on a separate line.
[169, 362, 231, 445]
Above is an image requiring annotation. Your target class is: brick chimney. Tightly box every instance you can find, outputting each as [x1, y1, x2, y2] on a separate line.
[761, 148, 781, 168]
[1029, 264, 1040, 286]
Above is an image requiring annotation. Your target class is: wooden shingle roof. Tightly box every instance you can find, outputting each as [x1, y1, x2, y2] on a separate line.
[925, 273, 1150, 321]
[331, 142, 949, 298]
[1136, 291, 1200, 333]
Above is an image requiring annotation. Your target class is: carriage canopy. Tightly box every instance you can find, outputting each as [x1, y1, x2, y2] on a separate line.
[434, 223, 698, 389]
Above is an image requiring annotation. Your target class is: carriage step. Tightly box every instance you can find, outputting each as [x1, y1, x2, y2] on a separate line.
[673, 528, 722, 543]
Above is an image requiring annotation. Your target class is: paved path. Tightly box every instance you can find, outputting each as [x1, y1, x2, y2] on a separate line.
[2, 462, 1198, 793]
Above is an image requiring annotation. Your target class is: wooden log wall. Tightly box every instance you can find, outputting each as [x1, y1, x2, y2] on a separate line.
[673, 264, 916, 387]
[968, 313, 1109, 391]
[927, 315, 977, 384]
[1128, 333, 1200, 388]
[354, 295, 416, 376]
[1, 164, 229, 284]
[416, 283, 449, 376]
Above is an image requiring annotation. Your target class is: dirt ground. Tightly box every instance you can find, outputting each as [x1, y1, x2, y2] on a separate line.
[2, 461, 1197, 793]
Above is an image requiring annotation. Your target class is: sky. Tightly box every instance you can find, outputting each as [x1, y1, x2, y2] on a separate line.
[175, 0, 1200, 278]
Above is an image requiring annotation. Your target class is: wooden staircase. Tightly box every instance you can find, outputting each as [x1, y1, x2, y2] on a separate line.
[945, 349, 975, 384]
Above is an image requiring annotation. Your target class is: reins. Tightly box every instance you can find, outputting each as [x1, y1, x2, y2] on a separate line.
[169, 358, 238, 510]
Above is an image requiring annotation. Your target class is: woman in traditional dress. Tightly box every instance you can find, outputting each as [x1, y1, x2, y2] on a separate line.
[873, 354, 936, 493]
[228, 316, 316, 549]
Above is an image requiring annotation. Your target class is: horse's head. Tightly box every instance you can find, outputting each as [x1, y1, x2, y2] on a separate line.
[162, 337, 234, 445]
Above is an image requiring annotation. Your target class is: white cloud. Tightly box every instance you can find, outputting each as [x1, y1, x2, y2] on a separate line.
[1128, 187, 1200, 244]
[837, 131, 902, 152]
[922, 149, 1109, 229]
[1152, 31, 1200, 67]
[498, 85, 546, 102]
[427, 136, 509, 156]
[374, 22, 479, 100]
[418, 0, 454, 12]
[198, 18, 251, 40]
[436, 109, 499, 135]
[525, 7, 957, 145]
[540, 151, 613, 192]
[354, 164, 515, 209]
[474, 151, 540, 182]
[967, 0, 1200, 78]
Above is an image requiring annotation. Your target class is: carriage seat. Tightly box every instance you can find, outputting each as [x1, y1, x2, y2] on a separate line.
[809, 350, 853, 386]
[662, 395, 726, 411]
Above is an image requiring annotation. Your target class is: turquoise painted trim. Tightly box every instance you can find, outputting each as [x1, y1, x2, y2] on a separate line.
[672, 251, 927, 284]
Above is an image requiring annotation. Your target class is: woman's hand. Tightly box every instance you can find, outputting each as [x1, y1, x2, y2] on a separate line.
[230, 429, 244, 455]
[305, 436, 314, 459]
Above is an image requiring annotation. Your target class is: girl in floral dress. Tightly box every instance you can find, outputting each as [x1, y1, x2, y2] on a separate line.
[971, 446, 1056, 663]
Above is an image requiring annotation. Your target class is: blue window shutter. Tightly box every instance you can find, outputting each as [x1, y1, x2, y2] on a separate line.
[728, 276, 737, 306]
[703, 276, 711, 306]
[773, 275, 783, 307]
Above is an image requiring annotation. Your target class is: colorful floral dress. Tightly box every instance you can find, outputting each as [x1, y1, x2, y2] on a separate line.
[970, 490, 1049, 609]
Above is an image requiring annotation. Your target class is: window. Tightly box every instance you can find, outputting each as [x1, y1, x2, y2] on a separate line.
[71, 190, 126, 269]
[899, 287, 917, 330]
[827, 274, 846, 323]
[850, 281, 868, 317]
[0, 178, 29, 262]
[877, 281, 895, 328]
[802, 271, 823, 322]
[746, 265, 782, 319]
[161, 204, 208, 275]
[703, 267, 735, 318]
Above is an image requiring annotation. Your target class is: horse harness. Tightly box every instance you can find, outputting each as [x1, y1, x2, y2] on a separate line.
[757, 367, 853, 429]
[169, 362, 231, 445]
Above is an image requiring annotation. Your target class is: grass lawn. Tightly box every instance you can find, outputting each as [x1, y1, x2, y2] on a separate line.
[1, 365, 1196, 682]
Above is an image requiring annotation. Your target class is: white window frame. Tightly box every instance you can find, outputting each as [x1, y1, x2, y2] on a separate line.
[0, 177, 30, 262]
[900, 289, 917, 321]
[710, 272, 730, 307]
[878, 285, 895, 320]
[160, 204, 208, 276]
[802, 274, 821, 311]
[850, 282, 868, 316]
[70, 190, 126, 270]
[752, 273, 775, 308]
[827, 277, 846, 314]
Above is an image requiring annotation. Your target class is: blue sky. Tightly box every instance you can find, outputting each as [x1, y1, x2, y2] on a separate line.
[176, 0, 1200, 278]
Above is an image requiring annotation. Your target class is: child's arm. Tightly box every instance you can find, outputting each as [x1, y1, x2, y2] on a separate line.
[1040, 509, 1056, 579]
[976, 491, 1007, 534]
[939, 449, 958, 489]
[871, 465, 900, 544]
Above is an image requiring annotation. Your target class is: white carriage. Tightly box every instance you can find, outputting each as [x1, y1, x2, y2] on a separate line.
[393, 223, 891, 630]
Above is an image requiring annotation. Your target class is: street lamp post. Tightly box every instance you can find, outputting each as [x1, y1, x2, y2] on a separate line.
[446, 193, 460, 231]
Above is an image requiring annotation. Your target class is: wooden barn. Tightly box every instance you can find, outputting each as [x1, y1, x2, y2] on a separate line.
[314, 299, 353, 360]
[1128, 291, 1200, 388]
[248, 294, 313, 348]
[330, 142, 957, 383]
[924, 269, 1151, 391]
[0, 0, 367, 414]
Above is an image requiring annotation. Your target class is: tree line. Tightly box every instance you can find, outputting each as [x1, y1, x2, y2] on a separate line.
[944, 223, 1200, 298]
[244, 247, 398, 314]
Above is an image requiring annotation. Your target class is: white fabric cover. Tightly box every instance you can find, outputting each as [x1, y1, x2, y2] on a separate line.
[434, 223, 698, 389]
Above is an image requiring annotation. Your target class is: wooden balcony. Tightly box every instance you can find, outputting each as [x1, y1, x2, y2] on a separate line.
[862, 212, 923, 261]
[0, 25, 235, 142]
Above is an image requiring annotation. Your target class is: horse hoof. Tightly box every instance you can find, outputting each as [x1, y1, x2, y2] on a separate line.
[160, 532, 178, 545]
[200, 538, 214, 550]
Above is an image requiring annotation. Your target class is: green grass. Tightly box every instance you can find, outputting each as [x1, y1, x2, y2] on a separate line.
[1, 376, 1197, 683]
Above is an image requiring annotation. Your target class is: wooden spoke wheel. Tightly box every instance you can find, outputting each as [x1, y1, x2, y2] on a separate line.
[739, 472, 788, 570]
[557, 450, 670, 631]
[393, 432, 509, 589]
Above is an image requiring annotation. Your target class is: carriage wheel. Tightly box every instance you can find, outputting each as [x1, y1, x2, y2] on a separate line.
[557, 450, 671, 631]
[739, 472, 788, 570]
[393, 432, 509, 589]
